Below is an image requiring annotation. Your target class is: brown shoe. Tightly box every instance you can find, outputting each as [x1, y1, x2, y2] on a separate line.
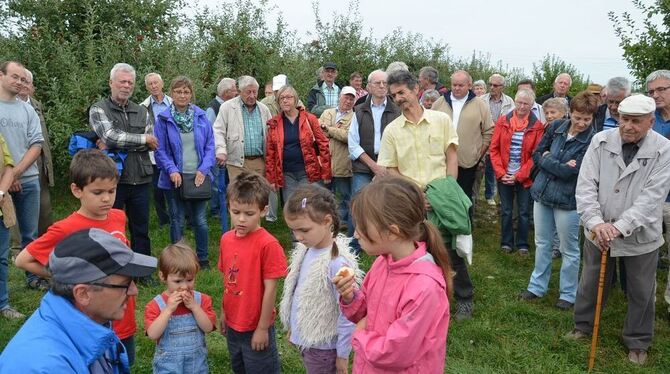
[628, 349, 648, 365]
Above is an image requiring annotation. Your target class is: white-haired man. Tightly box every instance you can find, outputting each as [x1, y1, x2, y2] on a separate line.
[537, 73, 572, 105]
[594, 77, 631, 132]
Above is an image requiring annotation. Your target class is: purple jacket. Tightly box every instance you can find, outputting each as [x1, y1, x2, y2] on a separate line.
[154, 104, 215, 190]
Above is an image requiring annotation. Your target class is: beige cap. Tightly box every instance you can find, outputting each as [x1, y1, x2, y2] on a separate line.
[618, 94, 656, 116]
[341, 86, 356, 97]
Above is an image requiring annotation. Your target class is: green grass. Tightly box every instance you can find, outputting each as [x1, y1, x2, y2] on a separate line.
[1, 189, 669, 373]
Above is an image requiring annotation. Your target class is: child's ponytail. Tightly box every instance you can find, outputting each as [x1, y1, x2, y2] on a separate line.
[420, 220, 453, 298]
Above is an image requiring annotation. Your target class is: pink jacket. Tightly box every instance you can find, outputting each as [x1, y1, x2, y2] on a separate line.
[340, 243, 450, 373]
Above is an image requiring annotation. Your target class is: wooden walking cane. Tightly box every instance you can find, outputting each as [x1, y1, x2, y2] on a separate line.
[588, 243, 609, 372]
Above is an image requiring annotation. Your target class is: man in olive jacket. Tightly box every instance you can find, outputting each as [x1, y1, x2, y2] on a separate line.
[571, 95, 670, 365]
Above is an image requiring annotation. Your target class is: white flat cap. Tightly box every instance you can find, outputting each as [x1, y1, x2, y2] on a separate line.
[618, 94, 656, 116]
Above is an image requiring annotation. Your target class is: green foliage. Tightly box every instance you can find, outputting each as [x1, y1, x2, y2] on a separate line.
[609, 0, 670, 83]
[532, 54, 589, 97]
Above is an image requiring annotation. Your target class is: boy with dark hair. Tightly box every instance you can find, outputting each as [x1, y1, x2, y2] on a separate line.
[14, 148, 141, 365]
[218, 171, 287, 373]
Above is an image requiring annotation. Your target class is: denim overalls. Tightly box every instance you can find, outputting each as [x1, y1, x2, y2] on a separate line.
[152, 291, 209, 374]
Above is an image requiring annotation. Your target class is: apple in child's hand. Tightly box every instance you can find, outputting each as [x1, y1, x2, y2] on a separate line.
[336, 266, 353, 278]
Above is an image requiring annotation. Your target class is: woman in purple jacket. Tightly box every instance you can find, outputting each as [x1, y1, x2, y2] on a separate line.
[155, 76, 215, 268]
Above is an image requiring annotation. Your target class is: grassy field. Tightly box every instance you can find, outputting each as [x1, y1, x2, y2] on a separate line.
[1, 189, 669, 373]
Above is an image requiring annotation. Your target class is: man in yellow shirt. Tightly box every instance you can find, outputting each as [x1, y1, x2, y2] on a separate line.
[378, 70, 478, 321]
[377, 70, 458, 187]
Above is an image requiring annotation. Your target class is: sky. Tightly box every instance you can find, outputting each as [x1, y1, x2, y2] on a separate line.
[197, 0, 647, 84]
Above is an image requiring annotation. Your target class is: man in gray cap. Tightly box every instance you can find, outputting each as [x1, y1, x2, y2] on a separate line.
[0, 228, 157, 373]
[567, 95, 670, 365]
[307, 62, 340, 117]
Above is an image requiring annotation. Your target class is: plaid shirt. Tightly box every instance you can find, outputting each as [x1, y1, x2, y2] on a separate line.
[89, 102, 152, 149]
[241, 99, 265, 156]
[322, 82, 340, 108]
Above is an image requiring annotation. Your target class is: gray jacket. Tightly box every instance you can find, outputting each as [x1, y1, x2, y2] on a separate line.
[576, 128, 670, 256]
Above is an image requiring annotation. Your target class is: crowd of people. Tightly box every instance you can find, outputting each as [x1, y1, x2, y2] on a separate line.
[0, 57, 670, 372]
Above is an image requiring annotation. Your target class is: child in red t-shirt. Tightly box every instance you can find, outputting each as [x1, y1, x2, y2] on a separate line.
[14, 149, 139, 365]
[145, 243, 216, 374]
[218, 171, 287, 373]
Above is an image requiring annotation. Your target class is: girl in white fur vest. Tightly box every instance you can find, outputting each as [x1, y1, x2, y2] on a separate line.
[280, 184, 361, 374]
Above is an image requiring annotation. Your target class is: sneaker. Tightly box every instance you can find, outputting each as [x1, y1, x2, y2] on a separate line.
[454, 301, 473, 321]
[555, 299, 574, 310]
[628, 349, 648, 365]
[27, 277, 50, 291]
[501, 245, 513, 254]
[552, 249, 562, 259]
[518, 248, 529, 256]
[486, 198, 496, 206]
[0, 306, 25, 319]
[519, 290, 540, 301]
[564, 328, 589, 340]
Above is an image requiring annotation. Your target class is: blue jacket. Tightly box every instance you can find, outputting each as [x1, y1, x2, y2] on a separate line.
[0, 292, 129, 374]
[154, 104, 215, 190]
[530, 119, 595, 210]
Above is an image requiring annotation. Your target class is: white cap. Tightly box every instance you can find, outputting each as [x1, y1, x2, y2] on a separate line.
[618, 94, 656, 116]
[341, 86, 356, 97]
[272, 74, 288, 91]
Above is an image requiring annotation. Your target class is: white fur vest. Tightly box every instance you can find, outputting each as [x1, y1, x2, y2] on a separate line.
[279, 235, 362, 347]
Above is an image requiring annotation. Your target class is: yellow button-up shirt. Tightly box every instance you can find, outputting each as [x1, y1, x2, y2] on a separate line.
[378, 109, 458, 188]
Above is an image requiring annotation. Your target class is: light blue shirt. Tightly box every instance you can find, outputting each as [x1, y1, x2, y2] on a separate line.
[205, 96, 224, 126]
[603, 108, 619, 130]
[652, 110, 670, 202]
[348, 98, 387, 160]
[288, 246, 354, 358]
[150, 95, 172, 122]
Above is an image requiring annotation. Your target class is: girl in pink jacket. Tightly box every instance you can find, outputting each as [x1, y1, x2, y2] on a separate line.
[333, 176, 452, 373]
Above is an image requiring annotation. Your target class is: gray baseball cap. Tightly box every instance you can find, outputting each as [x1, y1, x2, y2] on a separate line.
[49, 228, 157, 283]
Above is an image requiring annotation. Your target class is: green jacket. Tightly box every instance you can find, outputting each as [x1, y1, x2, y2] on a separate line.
[426, 176, 472, 249]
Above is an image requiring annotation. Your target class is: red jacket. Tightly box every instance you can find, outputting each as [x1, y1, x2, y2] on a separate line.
[489, 111, 544, 189]
[265, 109, 332, 187]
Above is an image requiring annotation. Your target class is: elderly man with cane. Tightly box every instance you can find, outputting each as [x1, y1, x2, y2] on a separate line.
[566, 95, 670, 366]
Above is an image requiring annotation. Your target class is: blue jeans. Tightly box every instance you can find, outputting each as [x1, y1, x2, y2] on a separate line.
[225, 325, 279, 374]
[332, 177, 352, 227]
[281, 169, 309, 204]
[350, 172, 373, 253]
[114, 183, 151, 256]
[498, 181, 531, 250]
[0, 218, 9, 309]
[11, 178, 40, 284]
[216, 166, 229, 232]
[527, 202, 580, 302]
[484, 155, 496, 199]
[166, 189, 209, 263]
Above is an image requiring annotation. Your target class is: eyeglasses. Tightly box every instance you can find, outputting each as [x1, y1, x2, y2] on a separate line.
[279, 95, 295, 101]
[173, 90, 192, 96]
[88, 281, 134, 294]
[370, 81, 387, 86]
[646, 85, 670, 96]
[489, 83, 503, 88]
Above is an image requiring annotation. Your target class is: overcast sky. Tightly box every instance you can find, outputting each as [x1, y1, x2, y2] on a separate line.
[198, 0, 646, 84]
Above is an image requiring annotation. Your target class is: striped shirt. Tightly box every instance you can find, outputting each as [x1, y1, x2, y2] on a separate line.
[89, 104, 152, 149]
[240, 99, 265, 156]
[322, 82, 340, 108]
[506, 131, 525, 175]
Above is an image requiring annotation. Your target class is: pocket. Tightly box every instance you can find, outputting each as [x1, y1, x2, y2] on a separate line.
[429, 134, 445, 155]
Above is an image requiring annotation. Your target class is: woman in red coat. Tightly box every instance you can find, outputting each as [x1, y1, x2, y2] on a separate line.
[489, 89, 544, 255]
[265, 85, 332, 204]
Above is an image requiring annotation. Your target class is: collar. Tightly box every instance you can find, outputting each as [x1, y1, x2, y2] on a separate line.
[321, 81, 337, 90]
[450, 93, 467, 103]
[370, 97, 387, 109]
[150, 94, 171, 106]
[399, 109, 429, 127]
[239, 97, 257, 111]
[336, 107, 351, 116]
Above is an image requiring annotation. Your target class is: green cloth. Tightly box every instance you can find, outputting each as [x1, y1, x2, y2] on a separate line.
[426, 176, 472, 250]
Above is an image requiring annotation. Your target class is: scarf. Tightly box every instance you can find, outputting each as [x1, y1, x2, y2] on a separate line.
[510, 111, 529, 132]
[171, 104, 194, 134]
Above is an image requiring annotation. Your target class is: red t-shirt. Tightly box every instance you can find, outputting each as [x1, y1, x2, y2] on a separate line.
[25, 209, 136, 339]
[218, 228, 287, 332]
[144, 291, 217, 338]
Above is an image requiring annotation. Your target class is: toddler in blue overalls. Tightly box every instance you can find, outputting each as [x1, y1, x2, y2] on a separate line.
[145, 243, 217, 373]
